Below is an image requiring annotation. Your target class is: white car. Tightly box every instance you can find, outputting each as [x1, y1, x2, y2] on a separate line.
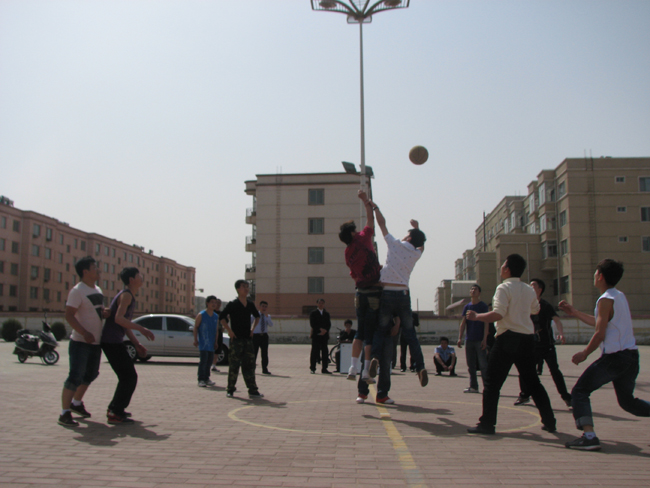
[124, 314, 229, 364]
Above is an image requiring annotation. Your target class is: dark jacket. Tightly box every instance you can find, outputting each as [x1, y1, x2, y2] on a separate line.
[309, 308, 331, 340]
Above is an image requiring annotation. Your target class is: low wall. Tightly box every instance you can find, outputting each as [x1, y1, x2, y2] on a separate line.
[3, 313, 650, 345]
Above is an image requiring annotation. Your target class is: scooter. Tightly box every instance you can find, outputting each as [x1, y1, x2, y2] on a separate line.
[14, 320, 60, 365]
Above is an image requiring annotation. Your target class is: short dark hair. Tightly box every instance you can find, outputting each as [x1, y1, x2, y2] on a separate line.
[338, 221, 356, 245]
[235, 279, 248, 290]
[530, 278, 545, 295]
[206, 295, 218, 303]
[408, 228, 426, 248]
[440, 336, 449, 344]
[505, 253, 526, 278]
[259, 301, 268, 306]
[597, 259, 624, 287]
[75, 256, 96, 278]
[471, 283, 481, 293]
[316, 298, 325, 304]
[119, 267, 139, 286]
[344, 319, 353, 326]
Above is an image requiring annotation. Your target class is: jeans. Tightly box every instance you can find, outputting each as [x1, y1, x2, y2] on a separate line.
[372, 290, 424, 371]
[519, 344, 571, 401]
[358, 336, 394, 398]
[102, 342, 138, 415]
[465, 340, 488, 390]
[198, 350, 215, 382]
[572, 348, 650, 429]
[64, 340, 102, 391]
[479, 330, 555, 429]
[354, 288, 382, 345]
[253, 333, 270, 372]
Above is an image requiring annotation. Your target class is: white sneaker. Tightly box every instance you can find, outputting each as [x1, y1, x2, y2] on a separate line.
[362, 373, 376, 385]
[206, 380, 216, 386]
[347, 365, 358, 381]
[356, 395, 367, 404]
[464, 387, 479, 393]
[198, 381, 207, 387]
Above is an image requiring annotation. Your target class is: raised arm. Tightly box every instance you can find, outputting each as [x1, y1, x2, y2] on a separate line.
[373, 205, 389, 236]
[358, 190, 374, 229]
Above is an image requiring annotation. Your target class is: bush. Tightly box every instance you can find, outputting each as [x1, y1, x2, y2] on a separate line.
[2, 319, 23, 342]
[51, 322, 68, 341]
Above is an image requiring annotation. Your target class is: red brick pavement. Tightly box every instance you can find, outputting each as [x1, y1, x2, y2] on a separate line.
[1, 341, 649, 487]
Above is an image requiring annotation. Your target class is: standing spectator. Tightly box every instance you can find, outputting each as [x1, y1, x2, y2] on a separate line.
[457, 284, 489, 393]
[309, 298, 332, 374]
[252, 300, 273, 375]
[211, 299, 223, 372]
[194, 295, 220, 387]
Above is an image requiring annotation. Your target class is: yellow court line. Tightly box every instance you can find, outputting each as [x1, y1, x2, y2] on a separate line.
[369, 385, 428, 488]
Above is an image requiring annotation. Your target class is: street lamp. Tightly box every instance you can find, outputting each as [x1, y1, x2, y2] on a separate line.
[311, 0, 409, 194]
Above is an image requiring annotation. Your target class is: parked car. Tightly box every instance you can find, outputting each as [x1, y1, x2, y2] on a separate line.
[124, 314, 230, 364]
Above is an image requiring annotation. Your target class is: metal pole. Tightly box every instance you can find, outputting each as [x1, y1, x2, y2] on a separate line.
[359, 20, 366, 193]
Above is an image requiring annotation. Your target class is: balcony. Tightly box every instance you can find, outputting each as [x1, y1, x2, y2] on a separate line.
[246, 207, 256, 225]
[245, 235, 256, 253]
[245, 264, 256, 280]
[540, 256, 558, 271]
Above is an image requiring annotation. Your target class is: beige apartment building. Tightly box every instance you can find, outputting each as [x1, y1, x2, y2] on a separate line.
[244, 172, 369, 317]
[0, 197, 195, 314]
[440, 157, 650, 315]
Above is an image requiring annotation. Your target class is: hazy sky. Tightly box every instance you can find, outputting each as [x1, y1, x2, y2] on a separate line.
[2, 0, 649, 311]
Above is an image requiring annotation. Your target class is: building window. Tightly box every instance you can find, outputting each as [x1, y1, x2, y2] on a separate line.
[615, 176, 625, 183]
[45, 247, 51, 259]
[81, 240, 86, 251]
[0, 261, 3, 273]
[557, 181, 566, 198]
[542, 240, 557, 259]
[43, 288, 50, 301]
[560, 275, 570, 294]
[29, 286, 38, 299]
[560, 239, 568, 256]
[57, 291, 62, 302]
[618, 236, 628, 243]
[308, 277, 324, 294]
[32, 245, 40, 257]
[11, 263, 18, 275]
[1, 216, 5, 228]
[308, 247, 324, 264]
[13, 220, 20, 232]
[10, 285, 17, 297]
[104, 246, 109, 256]
[641, 207, 650, 222]
[58, 253, 63, 264]
[33, 224, 41, 237]
[308, 218, 324, 235]
[308, 189, 324, 205]
[0, 237, 4, 251]
[0, 284, 3, 296]
[59, 234, 64, 245]
[11, 242, 19, 254]
[617, 206, 627, 213]
[643, 237, 650, 252]
[31, 266, 39, 279]
[95, 243, 100, 254]
[44, 268, 51, 282]
[57, 272, 62, 283]
[640, 177, 650, 192]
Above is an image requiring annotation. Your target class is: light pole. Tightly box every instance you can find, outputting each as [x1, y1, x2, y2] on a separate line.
[311, 0, 410, 195]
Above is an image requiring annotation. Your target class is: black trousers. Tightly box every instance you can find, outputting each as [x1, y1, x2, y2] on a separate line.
[253, 333, 270, 372]
[310, 335, 329, 371]
[519, 344, 571, 401]
[479, 331, 555, 429]
[101, 342, 138, 416]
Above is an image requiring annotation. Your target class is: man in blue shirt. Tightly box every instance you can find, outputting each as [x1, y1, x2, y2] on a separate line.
[434, 337, 457, 376]
[193, 295, 220, 387]
[457, 284, 489, 393]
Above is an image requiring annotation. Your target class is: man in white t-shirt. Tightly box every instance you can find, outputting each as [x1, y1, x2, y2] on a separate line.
[58, 256, 106, 427]
[560, 259, 650, 451]
[367, 204, 428, 398]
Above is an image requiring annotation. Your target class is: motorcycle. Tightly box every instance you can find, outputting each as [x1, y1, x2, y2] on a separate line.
[14, 320, 60, 365]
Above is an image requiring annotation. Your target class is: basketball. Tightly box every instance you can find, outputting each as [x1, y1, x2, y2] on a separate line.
[409, 146, 428, 165]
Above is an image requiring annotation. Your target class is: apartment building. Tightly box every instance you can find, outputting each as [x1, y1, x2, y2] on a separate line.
[0, 197, 195, 314]
[244, 172, 369, 316]
[445, 157, 650, 315]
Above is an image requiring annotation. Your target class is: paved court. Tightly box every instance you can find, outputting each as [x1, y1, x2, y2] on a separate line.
[1, 341, 649, 487]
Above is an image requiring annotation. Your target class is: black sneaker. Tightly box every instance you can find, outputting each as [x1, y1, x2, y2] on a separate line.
[565, 434, 601, 451]
[514, 396, 531, 406]
[321, 370, 332, 374]
[58, 411, 79, 427]
[368, 358, 379, 378]
[248, 391, 264, 399]
[541, 424, 557, 433]
[226, 392, 234, 398]
[107, 410, 134, 424]
[467, 423, 495, 435]
[69, 402, 91, 418]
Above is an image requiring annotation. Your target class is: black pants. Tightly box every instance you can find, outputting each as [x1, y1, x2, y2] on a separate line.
[435, 356, 455, 375]
[479, 331, 555, 429]
[253, 333, 270, 372]
[101, 342, 138, 416]
[310, 335, 329, 372]
[519, 344, 571, 402]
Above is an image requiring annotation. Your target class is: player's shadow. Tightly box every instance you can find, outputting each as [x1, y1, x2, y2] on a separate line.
[393, 403, 455, 416]
[380, 416, 472, 437]
[222, 397, 288, 409]
[73, 419, 171, 447]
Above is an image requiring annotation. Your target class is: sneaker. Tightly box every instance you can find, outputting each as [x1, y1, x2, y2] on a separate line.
[514, 396, 530, 406]
[565, 434, 601, 451]
[205, 380, 216, 386]
[347, 365, 358, 380]
[464, 387, 479, 394]
[310, 369, 315, 374]
[400, 367, 406, 372]
[362, 373, 375, 385]
[542, 424, 557, 433]
[262, 370, 272, 375]
[368, 358, 379, 378]
[376, 396, 395, 405]
[107, 411, 134, 424]
[321, 370, 332, 374]
[226, 392, 234, 398]
[418, 369, 429, 387]
[249, 392, 264, 399]
[211, 366, 220, 372]
[58, 411, 79, 427]
[356, 394, 367, 404]
[198, 381, 207, 387]
[123, 411, 132, 418]
[467, 423, 495, 435]
[69, 402, 91, 418]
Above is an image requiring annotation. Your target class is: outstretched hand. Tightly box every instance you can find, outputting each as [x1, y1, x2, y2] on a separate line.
[410, 219, 419, 229]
